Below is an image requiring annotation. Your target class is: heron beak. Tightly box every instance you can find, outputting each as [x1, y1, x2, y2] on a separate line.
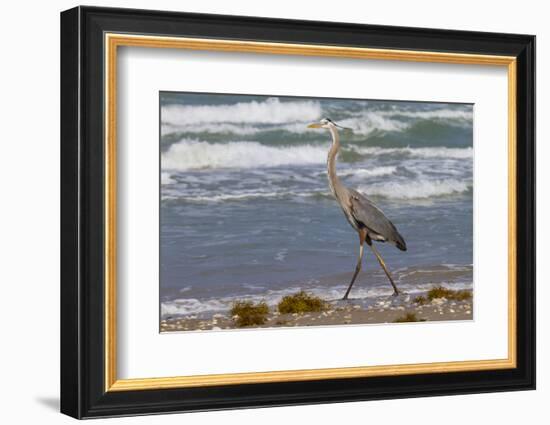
[307, 122, 322, 128]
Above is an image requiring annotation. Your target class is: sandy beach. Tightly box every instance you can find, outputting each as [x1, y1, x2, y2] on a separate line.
[160, 291, 473, 332]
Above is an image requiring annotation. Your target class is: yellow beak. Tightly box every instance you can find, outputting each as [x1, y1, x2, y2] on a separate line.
[307, 123, 322, 128]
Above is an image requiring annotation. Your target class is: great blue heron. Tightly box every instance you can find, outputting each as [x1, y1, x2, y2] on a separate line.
[308, 118, 406, 299]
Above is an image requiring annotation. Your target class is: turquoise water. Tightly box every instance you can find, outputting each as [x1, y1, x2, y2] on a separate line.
[160, 93, 473, 319]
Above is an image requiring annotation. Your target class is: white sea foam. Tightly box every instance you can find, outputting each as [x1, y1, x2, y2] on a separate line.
[391, 108, 473, 121]
[169, 190, 304, 203]
[162, 123, 262, 137]
[340, 166, 397, 178]
[339, 113, 410, 134]
[164, 178, 471, 203]
[274, 248, 288, 262]
[162, 97, 322, 126]
[351, 146, 473, 159]
[327, 108, 472, 136]
[161, 172, 175, 184]
[160, 101, 472, 137]
[359, 178, 471, 199]
[161, 298, 227, 317]
[162, 139, 329, 170]
[160, 279, 473, 317]
[179, 286, 193, 293]
[162, 139, 473, 171]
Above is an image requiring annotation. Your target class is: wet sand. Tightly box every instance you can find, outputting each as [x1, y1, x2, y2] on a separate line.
[160, 293, 473, 332]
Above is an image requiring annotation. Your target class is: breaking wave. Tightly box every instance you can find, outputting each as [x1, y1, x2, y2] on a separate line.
[161, 172, 175, 185]
[339, 166, 397, 178]
[350, 146, 473, 159]
[359, 178, 471, 200]
[162, 97, 321, 126]
[163, 178, 471, 203]
[163, 190, 306, 203]
[161, 278, 473, 318]
[333, 108, 473, 136]
[161, 101, 473, 137]
[162, 139, 328, 170]
[162, 139, 473, 171]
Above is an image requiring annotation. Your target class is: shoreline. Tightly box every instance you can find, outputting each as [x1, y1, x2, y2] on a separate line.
[160, 292, 473, 332]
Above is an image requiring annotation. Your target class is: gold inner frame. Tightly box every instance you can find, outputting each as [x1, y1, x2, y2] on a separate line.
[104, 33, 517, 392]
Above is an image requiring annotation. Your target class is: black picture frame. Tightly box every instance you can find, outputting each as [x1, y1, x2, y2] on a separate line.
[60, 5, 535, 419]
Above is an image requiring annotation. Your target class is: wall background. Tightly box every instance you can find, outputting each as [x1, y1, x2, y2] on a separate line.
[0, 1, 544, 423]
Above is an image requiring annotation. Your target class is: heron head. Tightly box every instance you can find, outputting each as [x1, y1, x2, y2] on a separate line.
[307, 118, 334, 129]
[307, 118, 351, 131]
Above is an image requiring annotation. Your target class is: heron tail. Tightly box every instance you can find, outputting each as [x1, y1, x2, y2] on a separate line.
[394, 233, 407, 251]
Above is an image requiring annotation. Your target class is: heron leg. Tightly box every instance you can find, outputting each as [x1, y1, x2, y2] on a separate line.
[343, 230, 366, 300]
[369, 244, 400, 296]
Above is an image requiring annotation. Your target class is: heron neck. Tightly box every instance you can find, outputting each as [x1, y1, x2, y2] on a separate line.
[327, 126, 344, 198]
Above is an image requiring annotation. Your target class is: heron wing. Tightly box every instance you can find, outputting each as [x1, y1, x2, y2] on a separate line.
[348, 189, 407, 251]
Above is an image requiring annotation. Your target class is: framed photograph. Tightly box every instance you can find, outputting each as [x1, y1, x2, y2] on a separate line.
[60, 6, 535, 419]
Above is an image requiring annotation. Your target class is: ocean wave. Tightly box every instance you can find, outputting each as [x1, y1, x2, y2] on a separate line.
[339, 113, 409, 134]
[162, 139, 473, 171]
[340, 166, 397, 178]
[161, 101, 472, 137]
[359, 178, 472, 199]
[160, 279, 473, 317]
[162, 97, 321, 126]
[162, 139, 328, 170]
[351, 146, 473, 159]
[161, 298, 227, 317]
[163, 177, 471, 203]
[163, 190, 306, 203]
[341, 108, 472, 134]
[391, 108, 473, 121]
[161, 172, 175, 185]
[161, 123, 261, 137]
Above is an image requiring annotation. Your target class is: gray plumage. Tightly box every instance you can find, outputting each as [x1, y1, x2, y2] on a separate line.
[308, 118, 406, 299]
[348, 188, 407, 251]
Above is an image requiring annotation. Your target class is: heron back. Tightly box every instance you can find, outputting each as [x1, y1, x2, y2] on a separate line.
[347, 189, 407, 251]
